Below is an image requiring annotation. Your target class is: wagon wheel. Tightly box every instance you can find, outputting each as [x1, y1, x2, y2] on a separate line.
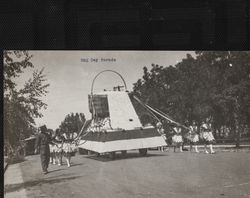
[139, 148, 148, 156]
[121, 150, 127, 158]
[108, 152, 116, 159]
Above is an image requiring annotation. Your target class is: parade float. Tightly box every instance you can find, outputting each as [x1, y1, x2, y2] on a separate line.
[75, 70, 168, 158]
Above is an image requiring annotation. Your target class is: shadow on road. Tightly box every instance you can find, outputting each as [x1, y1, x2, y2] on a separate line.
[47, 168, 66, 173]
[70, 163, 84, 167]
[85, 152, 167, 162]
[4, 176, 82, 193]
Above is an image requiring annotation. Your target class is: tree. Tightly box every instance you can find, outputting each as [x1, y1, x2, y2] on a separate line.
[194, 51, 250, 146]
[4, 51, 50, 153]
[132, 64, 175, 125]
[132, 51, 250, 147]
[59, 112, 86, 138]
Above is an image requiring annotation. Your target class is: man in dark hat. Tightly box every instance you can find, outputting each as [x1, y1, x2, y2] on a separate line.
[35, 125, 51, 174]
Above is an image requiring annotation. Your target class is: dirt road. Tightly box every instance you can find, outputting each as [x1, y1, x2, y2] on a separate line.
[4, 150, 250, 198]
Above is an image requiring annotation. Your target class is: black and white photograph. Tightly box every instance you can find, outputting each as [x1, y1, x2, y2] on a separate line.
[3, 50, 250, 198]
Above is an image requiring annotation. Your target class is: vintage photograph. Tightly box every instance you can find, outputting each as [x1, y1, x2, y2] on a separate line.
[4, 51, 250, 198]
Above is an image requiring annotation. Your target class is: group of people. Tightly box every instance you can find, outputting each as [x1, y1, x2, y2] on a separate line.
[35, 121, 216, 174]
[35, 125, 76, 174]
[49, 129, 76, 168]
[157, 121, 216, 154]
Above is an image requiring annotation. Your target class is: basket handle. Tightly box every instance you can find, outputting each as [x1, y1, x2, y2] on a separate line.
[91, 70, 127, 95]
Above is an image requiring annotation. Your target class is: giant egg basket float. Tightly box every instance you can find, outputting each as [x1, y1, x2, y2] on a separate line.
[77, 70, 167, 159]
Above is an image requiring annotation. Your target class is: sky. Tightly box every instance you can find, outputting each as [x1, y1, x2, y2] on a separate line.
[14, 51, 195, 130]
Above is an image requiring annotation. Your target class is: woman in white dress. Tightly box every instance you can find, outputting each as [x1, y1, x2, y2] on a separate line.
[54, 130, 64, 166]
[185, 122, 200, 153]
[200, 123, 216, 154]
[172, 126, 183, 152]
[62, 133, 76, 167]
